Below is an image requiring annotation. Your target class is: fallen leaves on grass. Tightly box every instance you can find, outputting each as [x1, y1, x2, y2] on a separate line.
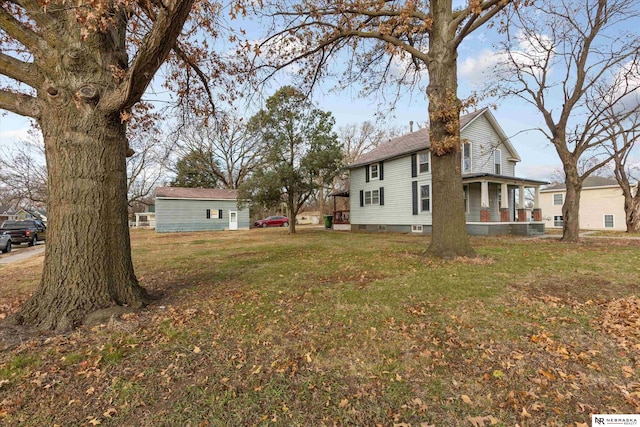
[468, 415, 499, 426]
[598, 297, 640, 349]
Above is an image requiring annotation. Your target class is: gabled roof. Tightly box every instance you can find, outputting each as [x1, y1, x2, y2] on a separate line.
[541, 176, 620, 192]
[155, 186, 239, 200]
[0, 205, 16, 214]
[350, 108, 521, 168]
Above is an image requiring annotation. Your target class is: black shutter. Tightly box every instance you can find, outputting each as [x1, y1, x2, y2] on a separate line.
[411, 154, 417, 177]
[365, 165, 370, 182]
[218, 209, 223, 219]
[360, 190, 364, 207]
[412, 181, 418, 215]
[379, 187, 384, 206]
[379, 162, 384, 181]
[206, 209, 211, 219]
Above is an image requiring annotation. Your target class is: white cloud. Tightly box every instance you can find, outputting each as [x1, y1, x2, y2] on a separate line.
[459, 49, 504, 86]
[609, 60, 640, 112]
[459, 30, 554, 87]
[517, 163, 560, 182]
[0, 128, 29, 139]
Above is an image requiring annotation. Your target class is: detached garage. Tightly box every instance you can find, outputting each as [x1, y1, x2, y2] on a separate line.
[155, 187, 249, 232]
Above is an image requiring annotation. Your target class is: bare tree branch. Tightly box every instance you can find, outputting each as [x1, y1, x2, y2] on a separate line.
[102, 0, 196, 111]
[0, 89, 39, 118]
[0, 5, 46, 54]
[0, 52, 41, 88]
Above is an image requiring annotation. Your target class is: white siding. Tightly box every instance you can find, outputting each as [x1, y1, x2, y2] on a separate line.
[461, 115, 516, 176]
[350, 156, 433, 226]
[349, 111, 522, 229]
[156, 198, 250, 232]
[539, 186, 627, 230]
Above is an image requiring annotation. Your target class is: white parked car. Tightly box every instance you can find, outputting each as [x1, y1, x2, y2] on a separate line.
[0, 232, 12, 254]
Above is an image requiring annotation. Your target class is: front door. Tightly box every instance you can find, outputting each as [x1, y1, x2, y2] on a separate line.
[229, 211, 238, 230]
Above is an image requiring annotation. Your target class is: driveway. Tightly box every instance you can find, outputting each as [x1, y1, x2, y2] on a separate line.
[0, 244, 45, 265]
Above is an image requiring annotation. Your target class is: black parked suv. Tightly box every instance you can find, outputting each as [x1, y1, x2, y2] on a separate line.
[0, 220, 47, 246]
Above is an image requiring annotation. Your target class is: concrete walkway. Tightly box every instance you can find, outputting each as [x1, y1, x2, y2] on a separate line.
[528, 230, 640, 240]
[0, 245, 45, 265]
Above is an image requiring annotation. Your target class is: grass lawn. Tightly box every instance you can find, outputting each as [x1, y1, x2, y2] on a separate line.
[1, 228, 640, 426]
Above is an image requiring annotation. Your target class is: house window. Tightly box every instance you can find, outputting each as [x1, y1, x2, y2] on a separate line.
[463, 185, 469, 213]
[364, 189, 380, 206]
[494, 149, 501, 175]
[462, 143, 471, 172]
[419, 152, 430, 173]
[553, 215, 563, 227]
[206, 209, 222, 219]
[370, 164, 379, 180]
[553, 194, 563, 205]
[604, 214, 614, 228]
[411, 225, 423, 233]
[420, 184, 431, 212]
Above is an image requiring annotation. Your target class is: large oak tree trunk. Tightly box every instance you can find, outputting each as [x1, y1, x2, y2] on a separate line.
[426, 0, 475, 259]
[13, 10, 148, 331]
[16, 106, 148, 331]
[561, 166, 582, 242]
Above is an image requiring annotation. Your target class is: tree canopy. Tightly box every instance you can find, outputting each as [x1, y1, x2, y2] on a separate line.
[239, 86, 343, 233]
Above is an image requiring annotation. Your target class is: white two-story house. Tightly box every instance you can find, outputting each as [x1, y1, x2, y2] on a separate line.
[338, 108, 547, 236]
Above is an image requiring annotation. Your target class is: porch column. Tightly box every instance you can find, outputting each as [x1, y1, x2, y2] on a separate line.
[518, 185, 525, 208]
[532, 186, 542, 221]
[500, 183, 510, 222]
[481, 181, 489, 208]
[517, 185, 526, 222]
[480, 181, 490, 222]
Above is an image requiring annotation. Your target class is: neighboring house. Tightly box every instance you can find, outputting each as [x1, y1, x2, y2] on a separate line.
[155, 187, 249, 232]
[0, 206, 17, 223]
[133, 205, 156, 229]
[15, 208, 47, 223]
[296, 211, 322, 225]
[539, 177, 633, 231]
[345, 108, 548, 236]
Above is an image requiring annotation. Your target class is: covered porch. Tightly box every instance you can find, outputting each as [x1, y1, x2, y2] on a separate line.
[462, 173, 548, 236]
[329, 189, 351, 231]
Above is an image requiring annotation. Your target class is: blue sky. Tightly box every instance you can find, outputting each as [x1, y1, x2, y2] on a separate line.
[3, 3, 636, 183]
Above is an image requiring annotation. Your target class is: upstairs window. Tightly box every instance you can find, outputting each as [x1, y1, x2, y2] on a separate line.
[494, 149, 502, 175]
[419, 152, 430, 173]
[370, 164, 379, 179]
[553, 194, 563, 205]
[462, 143, 471, 172]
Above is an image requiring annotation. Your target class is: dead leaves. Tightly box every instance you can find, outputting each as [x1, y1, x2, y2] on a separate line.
[461, 394, 473, 405]
[467, 415, 499, 426]
[597, 296, 640, 349]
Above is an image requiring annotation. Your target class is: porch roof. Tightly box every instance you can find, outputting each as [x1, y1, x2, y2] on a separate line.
[329, 189, 350, 197]
[462, 172, 548, 187]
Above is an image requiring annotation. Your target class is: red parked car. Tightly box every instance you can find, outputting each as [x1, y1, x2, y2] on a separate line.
[254, 216, 290, 228]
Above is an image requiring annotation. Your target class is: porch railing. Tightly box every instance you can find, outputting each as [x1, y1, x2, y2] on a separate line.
[333, 210, 350, 224]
